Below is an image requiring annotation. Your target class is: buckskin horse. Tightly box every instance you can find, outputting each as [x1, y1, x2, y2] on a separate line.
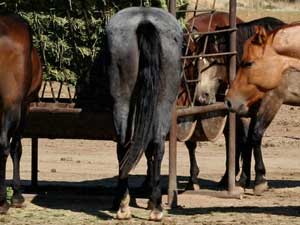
[178, 11, 247, 190]
[225, 23, 300, 195]
[195, 17, 286, 105]
[0, 13, 42, 213]
[194, 17, 286, 189]
[106, 7, 182, 221]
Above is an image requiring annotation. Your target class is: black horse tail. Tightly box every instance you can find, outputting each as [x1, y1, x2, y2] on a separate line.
[120, 20, 161, 178]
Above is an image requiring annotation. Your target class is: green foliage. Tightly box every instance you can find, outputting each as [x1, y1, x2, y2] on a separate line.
[0, 0, 187, 85]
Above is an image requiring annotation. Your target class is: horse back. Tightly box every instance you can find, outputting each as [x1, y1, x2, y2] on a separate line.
[187, 11, 243, 32]
[106, 7, 182, 98]
[272, 23, 300, 59]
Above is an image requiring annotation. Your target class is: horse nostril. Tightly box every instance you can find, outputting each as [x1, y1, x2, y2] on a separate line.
[225, 99, 232, 109]
[204, 92, 209, 98]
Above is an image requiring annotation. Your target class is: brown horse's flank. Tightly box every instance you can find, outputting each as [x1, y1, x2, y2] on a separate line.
[0, 14, 42, 213]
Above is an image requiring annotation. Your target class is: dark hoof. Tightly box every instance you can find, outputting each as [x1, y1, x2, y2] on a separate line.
[237, 176, 251, 189]
[0, 201, 10, 214]
[11, 193, 25, 208]
[147, 200, 154, 210]
[217, 176, 228, 190]
[254, 181, 268, 196]
[185, 180, 200, 191]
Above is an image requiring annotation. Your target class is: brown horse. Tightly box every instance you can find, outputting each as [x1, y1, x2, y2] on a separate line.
[0, 13, 42, 213]
[225, 24, 300, 194]
[176, 11, 245, 190]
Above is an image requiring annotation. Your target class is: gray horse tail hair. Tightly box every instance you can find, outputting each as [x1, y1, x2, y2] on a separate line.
[120, 20, 161, 178]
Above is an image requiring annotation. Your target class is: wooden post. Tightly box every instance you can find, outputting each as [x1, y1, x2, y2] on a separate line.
[31, 138, 38, 188]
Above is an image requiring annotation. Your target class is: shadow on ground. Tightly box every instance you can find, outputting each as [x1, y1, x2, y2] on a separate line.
[8, 175, 300, 220]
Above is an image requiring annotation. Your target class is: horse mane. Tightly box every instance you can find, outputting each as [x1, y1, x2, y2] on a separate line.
[214, 17, 286, 66]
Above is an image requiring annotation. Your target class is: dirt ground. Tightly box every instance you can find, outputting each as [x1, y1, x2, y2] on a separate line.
[0, 104, 298, 224]
[1, 2, 300, 224]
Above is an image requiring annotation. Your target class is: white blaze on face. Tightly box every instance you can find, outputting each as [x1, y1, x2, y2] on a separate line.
[196, 58, 227, 105]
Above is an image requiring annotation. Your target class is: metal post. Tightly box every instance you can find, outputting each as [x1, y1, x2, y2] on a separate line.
[168, 0, 177, 208]
[168, 104, 178, 207]
[168, 0, 176, 16]
[31, 138, 38, 188]
[228, 0, 237, 193]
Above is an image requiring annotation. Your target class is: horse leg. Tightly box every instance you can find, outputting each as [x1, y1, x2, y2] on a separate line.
[0, 106, 21, 214]
[185, 140, 200, 190]
[218, 117, 241, 189]
[236, 117, 252, 189]
[114, 144, 131, 220]
[10, 106, 27, 207]
[251, 92, 283, 195]
[10, 134, 24, 207]
[141, 148, 154, 194]
[0, 132, 9, 214]
[148, 139, 164, 221]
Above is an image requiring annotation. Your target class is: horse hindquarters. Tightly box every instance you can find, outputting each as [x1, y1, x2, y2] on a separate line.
[109, 19, 163, 220]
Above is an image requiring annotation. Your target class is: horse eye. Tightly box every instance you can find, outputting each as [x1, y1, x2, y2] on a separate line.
[241, 61, 253, 68]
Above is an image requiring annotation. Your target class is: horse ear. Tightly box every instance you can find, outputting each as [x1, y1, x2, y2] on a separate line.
[252, 26, 267, 45]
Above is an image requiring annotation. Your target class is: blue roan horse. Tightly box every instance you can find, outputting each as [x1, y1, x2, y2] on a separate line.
[106, 7, 182, 221]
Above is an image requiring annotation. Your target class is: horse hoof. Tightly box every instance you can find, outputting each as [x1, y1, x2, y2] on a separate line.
[254, 181, 268, 196]
[0, 201, 10, 214]
[186, 181, 200, 191]
[116, 207, 131, 220]
[11, 194, 25, 208]
[149, 209, 163, 221]
[236, 185, 246, 195]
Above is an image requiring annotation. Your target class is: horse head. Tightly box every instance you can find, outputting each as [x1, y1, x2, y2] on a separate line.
[195, 57, 227, 105]
[225, 25, 300, 114]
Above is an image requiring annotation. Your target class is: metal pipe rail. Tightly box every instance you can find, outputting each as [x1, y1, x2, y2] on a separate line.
[168, 0, 240, 207]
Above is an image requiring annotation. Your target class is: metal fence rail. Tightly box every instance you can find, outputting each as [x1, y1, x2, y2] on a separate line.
[168, 0, 240, 207]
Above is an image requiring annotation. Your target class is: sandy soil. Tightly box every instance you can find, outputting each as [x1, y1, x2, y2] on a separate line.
[1, 2, 300, 224]
[0, 104, 298, 224]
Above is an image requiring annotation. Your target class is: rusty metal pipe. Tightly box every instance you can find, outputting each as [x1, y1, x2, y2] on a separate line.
[168, 103, 178, 207]
[168, 0, 176, 16]
[181, 51, 236, 59]
[228, 0, 237, 194]
[183, 27, 237, 37]
[177, 102, 226, 117]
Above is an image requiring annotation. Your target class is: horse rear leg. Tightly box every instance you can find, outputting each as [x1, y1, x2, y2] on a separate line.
[9, 105, 26, 207]
[142, 148, 154, 195]
[10, 134, 24, 207]
[115, 144, 131, 220]
[148, 139, 164, 221]
[0, 137, 9, 214]
[185, 140, 200, 190]
[0, 106, 21, 213]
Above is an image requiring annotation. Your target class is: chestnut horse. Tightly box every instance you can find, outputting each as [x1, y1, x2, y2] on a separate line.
[106, 7, 182, 221]
[178, 11, 246, 190]
[225, 24, 300, 195]
[0, 13, 42, 213]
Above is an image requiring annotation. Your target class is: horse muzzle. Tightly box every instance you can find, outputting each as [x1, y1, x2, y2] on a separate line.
[224, 96, 249, 115]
